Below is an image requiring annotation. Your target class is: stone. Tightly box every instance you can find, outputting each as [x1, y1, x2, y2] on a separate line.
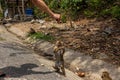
[4, 23, 12, 27]
[30, 19, 36, 24]
[41, 64, 45, 66]
[104, 27, 112, 35]
[38, 19, 45, 24]
[4, 78, 27, 80]
[98, 53, 109, 59]
[39, 25, 47, 29]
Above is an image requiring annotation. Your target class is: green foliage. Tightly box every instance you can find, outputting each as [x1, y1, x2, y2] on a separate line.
[84, 10, 95, 17]
[35, 0, 120, 20]
[0, 12, 3, 18]
[29, 32, 54, 41]
[86, 0, 103, 9]
[61, 0, 83, 13]
[33, 7, 48, 19]
[1, 0, 120, 20]
[0, 37, 5, 41]
[61, 13, 67, 23]
[110, 5, 120, 18]
[49, 0, 60, 10]
[100, 9, 111, 17]
[100, 5, 120, 18]
[60, 0, 85, 21]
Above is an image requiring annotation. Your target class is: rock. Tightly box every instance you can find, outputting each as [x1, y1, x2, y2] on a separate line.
[4, 23, 12, 27]
[73, 24, 79, 29]
[91, 48, 100, 52]
[41, 64, 45, 66]
[104, 27, 112, 35]
[39, 25, 47, 29]
[56, 73, 61, 78]
[30, 19, 36, 24]
[99, 53, 109, 59]
[75, 67, 80, 71]
[38, 19, 45, 24]
[4, 78, 27, 80]
[31, 19, 45, 24]
[88, 73, 102, 80]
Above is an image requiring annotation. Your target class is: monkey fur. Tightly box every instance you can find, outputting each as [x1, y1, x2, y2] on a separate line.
[53, 41, 66, 76]
[101, 71, 112, 80]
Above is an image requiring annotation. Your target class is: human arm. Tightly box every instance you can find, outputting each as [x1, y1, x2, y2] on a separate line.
[31, 0, 60, 21]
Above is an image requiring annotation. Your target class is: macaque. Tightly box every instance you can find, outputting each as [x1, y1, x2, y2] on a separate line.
[30, 28, 36, 34]
[53, 41, 66, 76]
[101, 71, 112, 80]
[27, 28, 36, 37]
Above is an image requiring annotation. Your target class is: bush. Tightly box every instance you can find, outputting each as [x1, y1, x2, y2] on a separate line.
[60, 0, 120, 19]
[110, 5, 120, 18]
[84, 10, 95, 17]
[35, 0, 120, 20]
[33, 7, 48, 19]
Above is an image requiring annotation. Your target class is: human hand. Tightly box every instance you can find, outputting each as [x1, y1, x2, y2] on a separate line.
[53, 13, 61, 23]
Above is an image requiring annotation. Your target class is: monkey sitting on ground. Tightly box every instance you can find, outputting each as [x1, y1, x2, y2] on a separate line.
[29, 28, 36, 35]
[101, 71, 112, 80]
[53, 41, 66, 76]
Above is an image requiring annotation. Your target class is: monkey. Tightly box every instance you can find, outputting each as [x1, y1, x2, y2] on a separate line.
[101, 71, 112, 80]
[53, 41, 66, 76]
[27, 28, 36, 37]
[29, 28, 36, 34]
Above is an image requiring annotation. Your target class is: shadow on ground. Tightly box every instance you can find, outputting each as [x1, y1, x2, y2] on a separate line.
[0, 63, 54, 78]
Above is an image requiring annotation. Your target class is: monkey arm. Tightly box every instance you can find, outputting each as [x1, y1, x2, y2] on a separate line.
[53, 46, 58, 53]
[60, 47, 65, 55]
[53, 53, 56, 61]
[53, 46, 58, 60]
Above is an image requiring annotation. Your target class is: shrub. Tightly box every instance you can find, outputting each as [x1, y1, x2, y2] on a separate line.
[110, 5, 120, 18]
[35, 0, 120, 20]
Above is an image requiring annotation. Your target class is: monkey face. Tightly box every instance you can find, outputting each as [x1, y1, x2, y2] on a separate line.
[101, 71, 109, 78]
[56, 41, 63, 47]
[101, 71, 112, 80]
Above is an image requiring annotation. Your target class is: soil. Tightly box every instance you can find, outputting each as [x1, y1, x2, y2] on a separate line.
[39, 18, 120, 66]
[9, 18, 120, 67]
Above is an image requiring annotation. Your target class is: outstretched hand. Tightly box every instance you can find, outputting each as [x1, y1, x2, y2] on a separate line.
[53, 13, 61, 23]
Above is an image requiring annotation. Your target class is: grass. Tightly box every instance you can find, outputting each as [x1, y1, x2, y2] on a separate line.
[0, 37, 5, 41]
[29, 32, 55, 41]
